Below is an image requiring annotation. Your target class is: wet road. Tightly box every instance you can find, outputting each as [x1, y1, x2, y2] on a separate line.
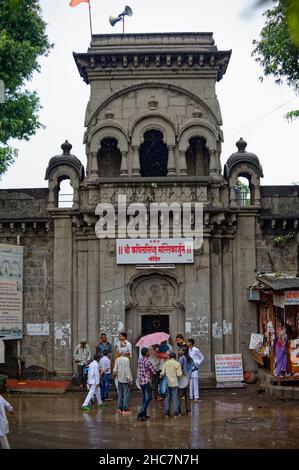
[4, 387, 299, 449]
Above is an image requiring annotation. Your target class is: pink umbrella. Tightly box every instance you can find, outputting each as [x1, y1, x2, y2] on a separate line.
[135, 332, 170, 347]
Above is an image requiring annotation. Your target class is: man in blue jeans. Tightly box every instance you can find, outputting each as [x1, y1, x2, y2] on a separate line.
[99, 349, 111, 402]
[160, 352, 182, 417]
[137, 347, 155, 421]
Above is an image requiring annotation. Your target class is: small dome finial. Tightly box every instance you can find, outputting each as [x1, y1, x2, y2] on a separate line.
[61, 140, 72, 155]
[236, 137, 247, 152]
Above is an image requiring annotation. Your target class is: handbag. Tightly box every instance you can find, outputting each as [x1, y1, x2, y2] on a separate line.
[191, 359, 199, 372]
[159, 375, 168, 395]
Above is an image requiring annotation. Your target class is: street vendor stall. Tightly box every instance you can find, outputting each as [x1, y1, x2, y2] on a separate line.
[248, 274, 299, 380]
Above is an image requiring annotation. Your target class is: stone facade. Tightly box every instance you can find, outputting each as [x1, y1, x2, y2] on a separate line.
[0, 33, 298, 379]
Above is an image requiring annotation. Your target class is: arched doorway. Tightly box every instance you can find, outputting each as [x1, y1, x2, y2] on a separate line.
[139, 130, 168, 177]
[98, 137, 122, 176]
[185, 136, 210, 176]
[126, 273, 185, 377]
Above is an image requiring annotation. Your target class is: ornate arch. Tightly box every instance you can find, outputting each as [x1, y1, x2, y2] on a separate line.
[86, 81, 220, 128]
[47, 165, 80, 210]
[178, 122, 218, 152]
[228, 164, 261, 208]
[131, 114, 176, 147]
[89, 122, 129, 153]
[125, 270, 184, 311]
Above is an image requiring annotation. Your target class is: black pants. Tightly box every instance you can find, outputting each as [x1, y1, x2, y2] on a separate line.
[151, 371, 160, 398]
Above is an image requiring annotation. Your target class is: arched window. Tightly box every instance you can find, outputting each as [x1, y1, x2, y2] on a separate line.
[139, 130, 168, 177]
[58, 178, 74, 208]
[185, 137, 210, 176]
[98, 138, 121, 177]
[235, 176, 251, 206]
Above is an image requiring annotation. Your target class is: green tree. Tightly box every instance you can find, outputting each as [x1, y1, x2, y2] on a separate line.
[254, 0, 299, 46]
[0, 0, 52, 176]
[252, 0, 299, 120]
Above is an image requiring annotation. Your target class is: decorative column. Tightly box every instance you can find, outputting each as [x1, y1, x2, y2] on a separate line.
[167, 145, 176, 176]
[209, 149, 218, 177]
[179, 150, 188, 175]
[210, 236, 224, 357]
[222, 236, 234, 354]
[120, 151, 128, 176]
[229, 182, 238, 207]
[87, 151, 100, 182]
[72, 182, 79, 210]
[254, 182, 261, 207]
[53, 215, 73, 376]
[47, 181, 56, 209]
[131, 145, 140, 176]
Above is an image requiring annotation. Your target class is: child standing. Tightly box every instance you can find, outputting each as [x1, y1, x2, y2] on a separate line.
[0, 395, 14, 449]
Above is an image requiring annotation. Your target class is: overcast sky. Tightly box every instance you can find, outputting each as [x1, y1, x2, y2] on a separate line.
[1, 0, 298, 189]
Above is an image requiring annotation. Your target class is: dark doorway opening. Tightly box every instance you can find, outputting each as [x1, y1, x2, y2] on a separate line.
[98, 137, 122, 177]
[139, 129, 168, 177]
[141, 315, 169, 336]
[185, 136, 210, 176]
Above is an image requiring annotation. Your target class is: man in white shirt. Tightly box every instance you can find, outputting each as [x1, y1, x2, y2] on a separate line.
[82, 354, 105, 410]
[116, 332, 132, 358]
[187, 338, 204, 402]
[113, 346, 133, 415]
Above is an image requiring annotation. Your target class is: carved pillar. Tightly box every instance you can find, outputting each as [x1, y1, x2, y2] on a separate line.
[120, 151, 128, 176]
[167, 145, 176, 176]
[179, 150, 188, 176]
[47, 181, 56, 209]
[209, 149, 218, 176]
[254, 184, 261, 207]
[131, 145, 140, 176]
[87, 151, 100, 182]
[72, 183, 79, 210]
[229, 183, 238, 207]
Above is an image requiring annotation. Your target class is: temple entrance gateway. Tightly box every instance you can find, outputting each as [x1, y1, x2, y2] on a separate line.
[126, 273, 184, 376]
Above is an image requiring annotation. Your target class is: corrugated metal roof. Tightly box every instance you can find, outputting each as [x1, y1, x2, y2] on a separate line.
[256, 273, 299, 291]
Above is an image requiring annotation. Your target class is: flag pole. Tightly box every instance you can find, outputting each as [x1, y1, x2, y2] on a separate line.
[88, 0, 93, 39]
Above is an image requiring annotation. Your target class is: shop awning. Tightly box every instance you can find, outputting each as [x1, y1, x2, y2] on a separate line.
[256, 273, 299, 291]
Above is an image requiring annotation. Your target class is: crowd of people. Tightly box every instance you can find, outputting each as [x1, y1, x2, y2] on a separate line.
[0, 331, 203, 448]
[74, 331, 204, 420]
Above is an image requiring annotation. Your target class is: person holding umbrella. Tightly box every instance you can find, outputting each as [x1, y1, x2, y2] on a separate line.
[135, 332, 171, 409]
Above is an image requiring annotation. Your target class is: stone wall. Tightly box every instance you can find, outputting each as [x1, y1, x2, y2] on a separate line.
[257, 186, 299, 274]
[0, 189, 54, 378]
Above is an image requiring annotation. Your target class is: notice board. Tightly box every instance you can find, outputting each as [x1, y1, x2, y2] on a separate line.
[0, 243, 23, 339]
[215, 354, 244, 382]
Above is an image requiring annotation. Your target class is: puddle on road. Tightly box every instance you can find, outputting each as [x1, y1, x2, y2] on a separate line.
[4, 390, 299, 449]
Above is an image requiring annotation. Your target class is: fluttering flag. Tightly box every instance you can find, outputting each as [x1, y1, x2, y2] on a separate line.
[69, 0, 93, 38]
[69, 0, 89, 7]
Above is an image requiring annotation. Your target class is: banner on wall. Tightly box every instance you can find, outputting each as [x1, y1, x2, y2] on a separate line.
[116, 238, 194, 264]
[0, 243, 23, 340]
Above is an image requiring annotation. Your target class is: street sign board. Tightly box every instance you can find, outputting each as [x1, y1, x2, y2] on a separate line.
[116, 238, 194, 264]
[215, 354, 244, 382]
